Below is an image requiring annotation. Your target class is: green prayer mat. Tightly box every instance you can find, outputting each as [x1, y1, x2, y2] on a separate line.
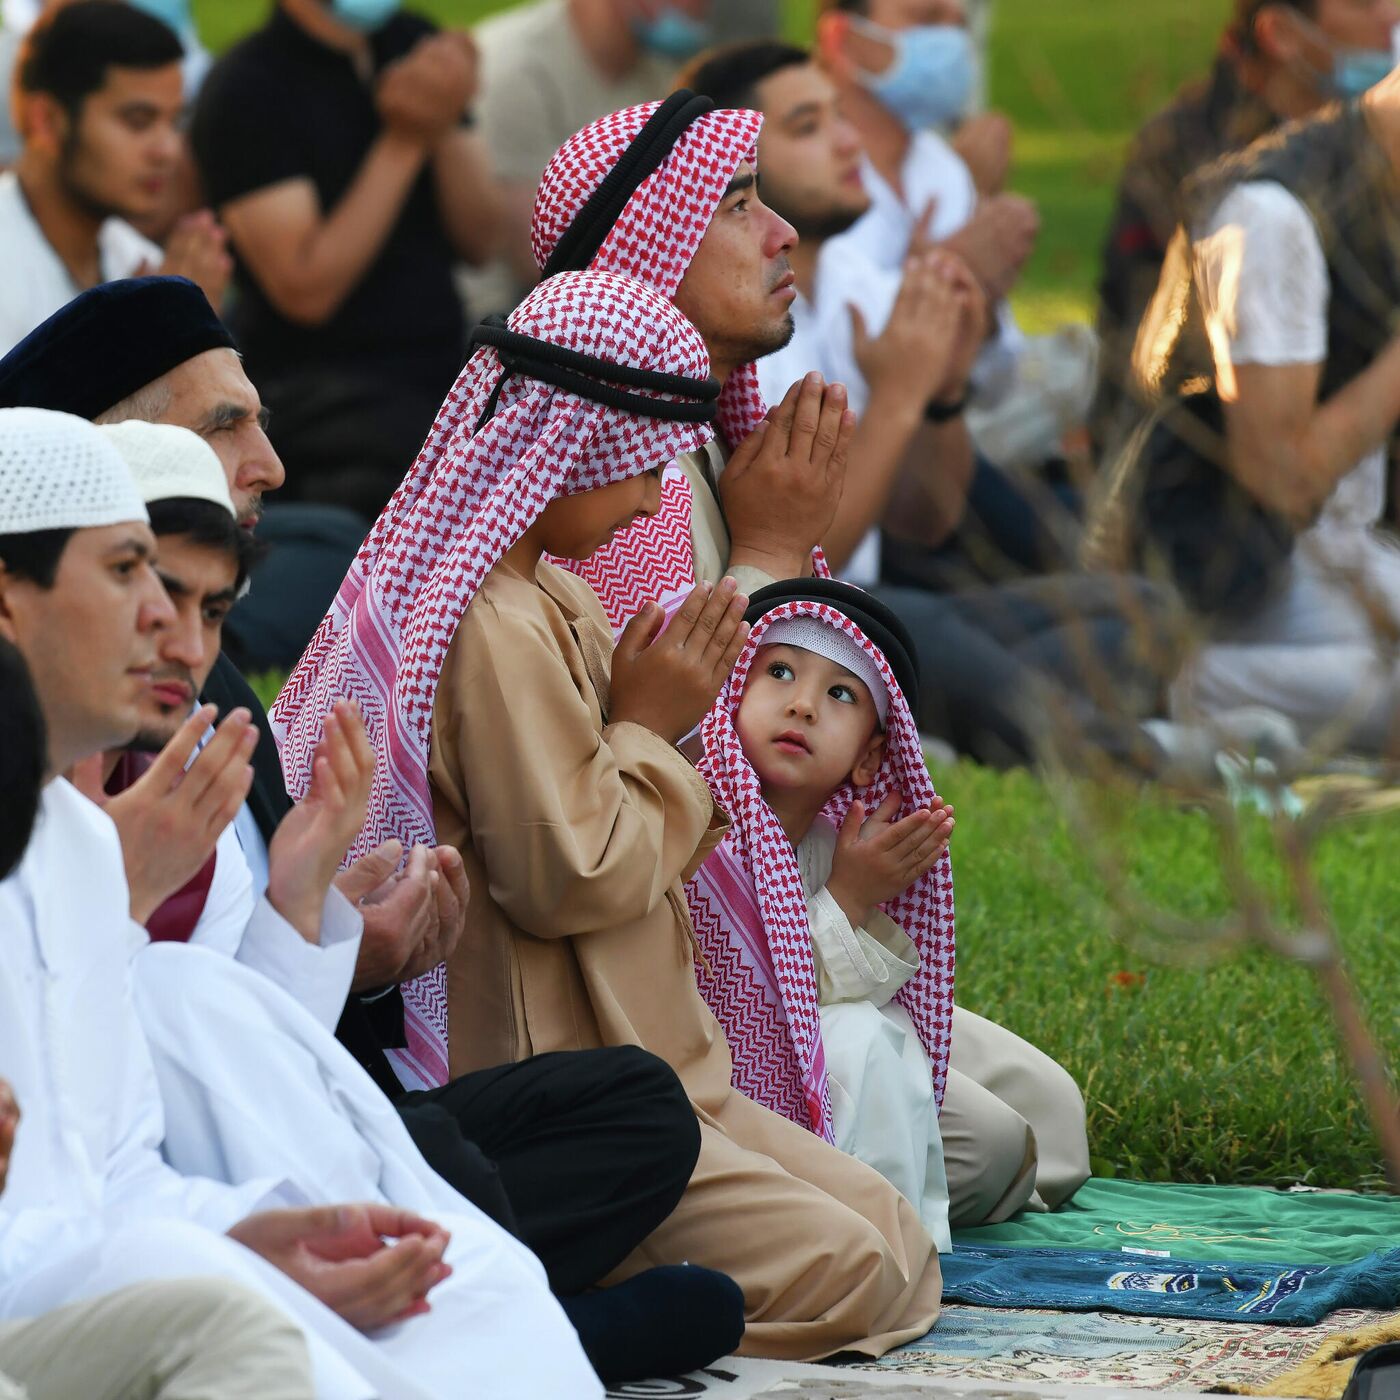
[952, 1178, 1400, 1264]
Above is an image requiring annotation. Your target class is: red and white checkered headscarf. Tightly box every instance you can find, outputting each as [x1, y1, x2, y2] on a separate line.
[533, 100, 827, 633]
[686, 601, 956, 1142]
[272, 271, 715, 1089]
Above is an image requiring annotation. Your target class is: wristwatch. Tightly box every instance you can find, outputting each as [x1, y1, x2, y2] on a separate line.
[925, 392, 968, 423]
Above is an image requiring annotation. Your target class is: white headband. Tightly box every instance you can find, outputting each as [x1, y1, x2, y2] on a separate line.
[761, 617, 890, 725]
[0, 407, 148, 534]
[99, 421, 235, 517]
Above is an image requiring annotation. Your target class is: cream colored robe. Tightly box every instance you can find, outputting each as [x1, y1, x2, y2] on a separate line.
[429, 559, 941, 1362]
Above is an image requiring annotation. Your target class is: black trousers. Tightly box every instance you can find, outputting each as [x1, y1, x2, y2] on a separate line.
[396, 1046, 699, 1297]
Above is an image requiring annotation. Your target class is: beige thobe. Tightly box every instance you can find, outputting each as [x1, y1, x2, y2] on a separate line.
[430, 559, 941, 1361]
[685, 440, 1091, 1225]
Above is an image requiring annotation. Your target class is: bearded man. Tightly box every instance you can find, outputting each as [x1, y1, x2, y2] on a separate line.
[0, 2, 228, 355]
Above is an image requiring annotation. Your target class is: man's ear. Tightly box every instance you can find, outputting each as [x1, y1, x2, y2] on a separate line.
[18, 92, 69, 156]
[0, 563, 24, 645]
[1253, 5, 1308, 66]
[849, 728, 885, 789]
[815, 12, 855, 79]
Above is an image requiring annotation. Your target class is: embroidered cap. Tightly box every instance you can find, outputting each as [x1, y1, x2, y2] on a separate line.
[744, 577, 920, 714]
[99, 421, 235, 516]
[0, 407, 147, 534]
[760, 616, 891, 726]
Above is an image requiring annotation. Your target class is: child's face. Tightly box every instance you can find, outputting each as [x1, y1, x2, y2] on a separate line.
[735, 643, 885, 798]
[535, 469, 664, 560]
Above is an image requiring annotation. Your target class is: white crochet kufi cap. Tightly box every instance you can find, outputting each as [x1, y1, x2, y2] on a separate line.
[760, 616, 890, 726]
[0, 406, 147, 533]
[99, 421, 234, 516]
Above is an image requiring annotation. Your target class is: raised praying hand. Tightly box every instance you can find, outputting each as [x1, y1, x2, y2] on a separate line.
[151, 210, 234, 312]
[71, 705, 257, 925]
[227, 1204, 452, 1332]
[720, 371, 855, 581]
[611, 576, 750, 745]
[338, 840, 470, 994]
[0, 1079, 17, 1196]
[266, 700, 375, 944]
[826, 791, 955, 932]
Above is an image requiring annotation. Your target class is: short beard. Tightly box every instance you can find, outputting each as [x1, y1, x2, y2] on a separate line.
[57, 138, 124, 224]
[788, 206, 867, 243]
[128, 726, 178, 754]
[751, 310, 797, 362]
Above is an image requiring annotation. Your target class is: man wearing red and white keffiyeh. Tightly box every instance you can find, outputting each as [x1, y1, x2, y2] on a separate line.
[688, 583, 958, 1252]
[532, 92, 851, 633]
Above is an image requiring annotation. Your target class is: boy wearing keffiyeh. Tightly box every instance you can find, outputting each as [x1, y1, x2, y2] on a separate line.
[276, 269, 942, 1362]
[690, 580, 958, 1252]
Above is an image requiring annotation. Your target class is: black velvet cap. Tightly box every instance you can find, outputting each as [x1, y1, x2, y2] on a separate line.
[0, 276, 238, 420]
[743, 577, 921, 714]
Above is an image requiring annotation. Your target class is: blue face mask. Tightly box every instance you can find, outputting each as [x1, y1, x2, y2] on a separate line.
[1329, 46, 1395, 98]
[127, 0, 192, 36]
[330, 0, 400, 34]
[632, 6, 713, 61]
[851, 18, 976, 132]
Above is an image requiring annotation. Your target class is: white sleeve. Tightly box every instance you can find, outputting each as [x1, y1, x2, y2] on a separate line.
[807, 889, 914, 1008]
[235, 888, 362, 1034]
[192, 826, 362, 1031]
[1193, 181, 1329, 369]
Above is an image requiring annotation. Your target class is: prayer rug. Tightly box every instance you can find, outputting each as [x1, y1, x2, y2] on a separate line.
[613, 1356, 1238, 1397]
[938, 1244, 1400, 1324]
[952, 1179, 1400, 1265]
[841, 1304, 1400, 1392]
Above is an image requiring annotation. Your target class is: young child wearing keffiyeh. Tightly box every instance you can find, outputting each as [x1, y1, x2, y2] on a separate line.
[689, 579, 958, 1251]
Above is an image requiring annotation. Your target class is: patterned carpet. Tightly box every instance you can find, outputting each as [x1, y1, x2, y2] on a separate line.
[840, 1303, 1400, 1391]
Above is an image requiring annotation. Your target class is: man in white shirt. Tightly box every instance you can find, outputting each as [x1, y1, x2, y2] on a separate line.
[0, 641, 315, 1400]
[0, 1, 228, 355]
[814, 0, 1097, 471]
[686, 42, 1175, 764]
[0, 407, 602, 1399]
[1129, 66, 1400, 750]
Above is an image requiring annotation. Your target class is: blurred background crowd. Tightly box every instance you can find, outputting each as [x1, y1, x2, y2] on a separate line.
[7, 0, 1397, 773]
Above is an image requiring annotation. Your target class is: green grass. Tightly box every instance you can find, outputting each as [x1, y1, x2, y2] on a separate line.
[235, 4, 1399, 1191]
[942, 761, 1399, 1192]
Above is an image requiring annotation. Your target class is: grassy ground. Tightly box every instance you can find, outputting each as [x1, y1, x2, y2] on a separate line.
[940, 761, 1399, 1192]
[233, 2, 1398, 1191]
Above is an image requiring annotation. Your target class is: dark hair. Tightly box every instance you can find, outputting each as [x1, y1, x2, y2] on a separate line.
[146, 497, 263, 591]
[0, 636, 47, 880]
[1228, 0, 1318, 55]
[17, 0, 184, 122]
[681, 41, 813, 112]
[0, 528, 74, 587]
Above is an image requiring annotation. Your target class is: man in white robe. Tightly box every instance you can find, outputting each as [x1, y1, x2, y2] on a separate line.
[0, 407, 602, 1400]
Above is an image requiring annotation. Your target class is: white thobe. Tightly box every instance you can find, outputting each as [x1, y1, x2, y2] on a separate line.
[0, 780, 600, 1400]
[796, 819, 952, 1253]
[193, 820, 361, 1033]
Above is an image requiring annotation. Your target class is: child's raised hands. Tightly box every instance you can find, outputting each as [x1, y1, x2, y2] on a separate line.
[826, 791, 955, 931]
[610, 576, 750, 744]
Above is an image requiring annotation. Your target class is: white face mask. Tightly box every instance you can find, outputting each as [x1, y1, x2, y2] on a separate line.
[330, 0, 400, 34]
[849, 15, 977, 131]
